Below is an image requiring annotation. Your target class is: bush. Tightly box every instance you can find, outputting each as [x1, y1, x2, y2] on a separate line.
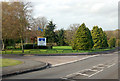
[23, 44, 52, 49]
[108, 37, 116, 48]
[6, 46, 15, 49]
[37, 46, 52, 49]
[23, 44, 34, 49]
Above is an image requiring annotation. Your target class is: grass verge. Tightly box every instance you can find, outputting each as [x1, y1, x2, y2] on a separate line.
[0, 59, 23, 67]
[1, 46, 115, 54]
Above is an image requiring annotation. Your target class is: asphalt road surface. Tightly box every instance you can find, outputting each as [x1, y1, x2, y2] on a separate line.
[3, 52, 119, 80]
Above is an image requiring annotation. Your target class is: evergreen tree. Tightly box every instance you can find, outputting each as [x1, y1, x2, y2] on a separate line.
[44, 21, 57, 43]
[91, 26, 108, 49]
[99, 28, 108, 48]
[108, 37, 116, 48]
[91, 26, 101, 49]
[72, 23, 93, 50]
[56, 29, 66, 46]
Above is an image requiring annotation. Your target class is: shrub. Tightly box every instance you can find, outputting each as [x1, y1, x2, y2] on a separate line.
[23, 44, 37, 49]
[6, 46, 14, 49]
[23, 44, 52, 49]
[108, 37, 116, 48]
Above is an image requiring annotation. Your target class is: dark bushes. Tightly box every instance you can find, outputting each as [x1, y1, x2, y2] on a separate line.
[23, 44, 52, 49]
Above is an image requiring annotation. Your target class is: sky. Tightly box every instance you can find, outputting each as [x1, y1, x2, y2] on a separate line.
[30, 0, 119, 31]
[1, 0, 119, 30]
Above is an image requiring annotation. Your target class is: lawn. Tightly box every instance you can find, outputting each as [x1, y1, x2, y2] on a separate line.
[1, 46, 115, 54]
[0, 59, 23, 67]
[53, 46, 72, 50]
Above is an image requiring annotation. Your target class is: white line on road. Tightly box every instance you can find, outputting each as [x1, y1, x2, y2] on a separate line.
[76, 73, 89, 77]
[52, 55, 99, 67]
[88, 69, 98, 72]
[88, 69, 103, 78]
[107, 63, 116, 68]
[60, 55, 117, 79]
[65, 73, 77, 77]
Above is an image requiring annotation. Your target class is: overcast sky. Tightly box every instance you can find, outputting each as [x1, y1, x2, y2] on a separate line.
[2, 0, 119, 30]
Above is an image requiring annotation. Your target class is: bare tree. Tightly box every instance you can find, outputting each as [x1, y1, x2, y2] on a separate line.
[28, 17, 47, 44]
[2, 2, 33, 52]
[33, 16, 48, 30]
[65, 24, 80, 45]
[2, 2, 18, 50]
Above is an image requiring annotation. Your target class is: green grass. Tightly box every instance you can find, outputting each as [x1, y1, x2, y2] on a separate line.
[53, 46, 72, 50]
[1, 46, 115, 54]
[0, 59, 23, 67]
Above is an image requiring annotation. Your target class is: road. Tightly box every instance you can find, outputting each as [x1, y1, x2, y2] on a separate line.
[3, 52, 119, 80]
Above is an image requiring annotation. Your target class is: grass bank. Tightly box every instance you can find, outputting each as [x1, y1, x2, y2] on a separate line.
[0, 59, 23, 67]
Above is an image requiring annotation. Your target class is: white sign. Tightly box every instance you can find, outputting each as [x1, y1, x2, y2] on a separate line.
[37, 37, 46, 46]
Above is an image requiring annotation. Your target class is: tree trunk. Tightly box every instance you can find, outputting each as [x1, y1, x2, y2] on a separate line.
[2, 39, 5, 51]
[33, 38, 35, 49]
[21, 39, 24, 53]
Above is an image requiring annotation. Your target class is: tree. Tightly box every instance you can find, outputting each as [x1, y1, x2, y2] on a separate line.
[2, 2, 16, 50]
[33, 16, 48, 30]
[44, 21, 57, 43]
[56, 29, 66, 46]
[73, 23, 93, 50]
[2, 2, 32, 52]
[105, 29, 120, 40]
[64, 24, 80, 46]
[91, 26, 108, 49]
[16, 2, 31, 53]
[99, 28, 108, 48]
[105, 31, 114, 40]
[91, 26, 101, 49]
[108, 37, 116, 48]
[116, 39, 120, 47]
[29, 17, 46, 44]
[105, 29, 120, 47]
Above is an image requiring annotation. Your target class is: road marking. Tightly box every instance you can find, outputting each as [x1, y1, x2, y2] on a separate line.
[62, 62, 116, 79]
[65, 73, 77, 77]
[88, 69, 98, 72]
[88, 69, 103, 77]
[88, 63, 116, 77]
[78, 69, 97, 74]
[61, 77, 68, 80]
[93, 66, 104, 69]
[107, 63, 116, 68]
[62, 68, 100, 79]
[61, 56, 117, 79]
[76, 73, 89, 77]
[52, 55, 99, 67]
